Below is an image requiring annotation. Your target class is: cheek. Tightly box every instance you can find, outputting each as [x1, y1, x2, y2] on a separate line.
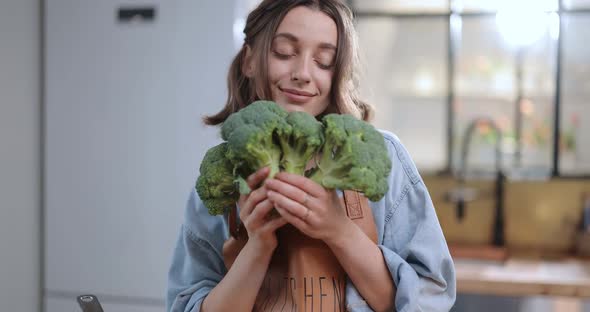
[267, 59, 291, 83]
[316, 71, 333, 96]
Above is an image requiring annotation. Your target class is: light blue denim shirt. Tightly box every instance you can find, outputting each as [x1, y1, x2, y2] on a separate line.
[166, 130, 456, 312]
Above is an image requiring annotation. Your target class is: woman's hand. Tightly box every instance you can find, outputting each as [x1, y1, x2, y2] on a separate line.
[264, 172, 353, 244]
[238, 167, 288, 254]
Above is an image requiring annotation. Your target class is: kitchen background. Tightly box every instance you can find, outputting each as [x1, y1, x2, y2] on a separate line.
[1, 0, 589, 311]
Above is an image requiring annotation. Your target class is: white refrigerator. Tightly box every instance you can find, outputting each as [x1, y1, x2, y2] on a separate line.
[44, 1, 236, 311]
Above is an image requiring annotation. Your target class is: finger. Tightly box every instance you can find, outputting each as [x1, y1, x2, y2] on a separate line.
[275, 205, 309, 231]
[239, 186, 268, 219]
[274, 172, 324, 197]
[249, 198, 275, 223]
[261, 216, 288, 233]
[247, 167, 270, 189]
[267, 190, 308, 220]
[265, 178, 313, 207]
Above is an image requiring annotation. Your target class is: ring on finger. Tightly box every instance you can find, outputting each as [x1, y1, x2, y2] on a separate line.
[302, 207, 310, 221]
[301, 193, 309, 205]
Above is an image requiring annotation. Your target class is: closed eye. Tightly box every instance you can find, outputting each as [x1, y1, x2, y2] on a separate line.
[272, 51, 294, 60]
[315, 53, 335, 70]
[315, 60, 333, 70]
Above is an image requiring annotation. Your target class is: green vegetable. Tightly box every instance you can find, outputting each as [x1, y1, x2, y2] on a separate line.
[195, 142, 238, 215]
[235, 176, 251, 195]
[221, 100, 289, 179]
[197, 101, 392, 215]
[278, 111, 324, 175]
[307, 114, 391, 202]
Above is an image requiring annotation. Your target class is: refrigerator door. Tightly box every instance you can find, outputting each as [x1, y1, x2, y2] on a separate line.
[44, 0, 235, 310]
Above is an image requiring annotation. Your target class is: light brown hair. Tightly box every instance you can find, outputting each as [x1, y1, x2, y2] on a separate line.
[203, 0, 373, 125]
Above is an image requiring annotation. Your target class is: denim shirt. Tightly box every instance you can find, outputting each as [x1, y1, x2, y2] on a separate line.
[166, 131, 456, 312]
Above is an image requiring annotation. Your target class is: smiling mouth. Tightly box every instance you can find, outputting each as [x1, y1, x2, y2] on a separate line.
[279, 87, 317, 104]
[280, 87, 315, 97]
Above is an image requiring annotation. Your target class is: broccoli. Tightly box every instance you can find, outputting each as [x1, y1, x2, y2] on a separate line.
[277, 111, 324, 175]
[220, 100, 288, 141]
[195, 142, 238, 215]
[221, 101, 289, 180]
[307, 114, 391, 201]
[196, 101, 392, 216]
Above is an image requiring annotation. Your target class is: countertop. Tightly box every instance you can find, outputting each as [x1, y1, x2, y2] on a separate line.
[455, 257, 590, 297]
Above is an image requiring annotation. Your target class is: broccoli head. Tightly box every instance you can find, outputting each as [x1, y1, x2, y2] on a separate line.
[307, 114, 391, 201]
[221, 100, 288, 140]
[277, 111, 324, 175]
[195, 142, 238, 215]
[221, 101, 290, 179]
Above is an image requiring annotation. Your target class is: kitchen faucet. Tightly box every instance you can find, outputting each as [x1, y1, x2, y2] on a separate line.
[447, 117, 505, 247]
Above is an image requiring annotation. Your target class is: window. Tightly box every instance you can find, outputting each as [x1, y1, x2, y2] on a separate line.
[351, 0, 449, 14]
[563, 0, 590, 9]
[357, 17, 449, 171]
[353, 0, 588, 178]
[560, 14, 590, 175]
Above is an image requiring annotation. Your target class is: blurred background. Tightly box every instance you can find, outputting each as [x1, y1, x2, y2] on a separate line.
[1, 0, 589, 311]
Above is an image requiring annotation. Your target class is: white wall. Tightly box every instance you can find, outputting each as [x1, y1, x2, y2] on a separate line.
[0, 0, 41, 312]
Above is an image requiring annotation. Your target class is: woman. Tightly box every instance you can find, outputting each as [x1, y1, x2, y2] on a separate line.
[167, 1, 456, 311]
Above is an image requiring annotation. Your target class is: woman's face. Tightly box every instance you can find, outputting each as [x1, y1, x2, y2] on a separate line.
[267, 6, 337, 117]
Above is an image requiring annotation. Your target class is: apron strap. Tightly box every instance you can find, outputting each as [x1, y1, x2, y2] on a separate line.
[343, 190, 365, 219]
[228, 204, 241, 239]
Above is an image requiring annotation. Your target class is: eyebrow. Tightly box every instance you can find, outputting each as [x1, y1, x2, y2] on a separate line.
[273, 32, 337, 51]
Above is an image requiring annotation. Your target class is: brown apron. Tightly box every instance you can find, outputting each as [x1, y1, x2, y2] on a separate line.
[223, 190, 378, 312]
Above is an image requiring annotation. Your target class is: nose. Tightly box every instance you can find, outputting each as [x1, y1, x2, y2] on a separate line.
[291, 54, 312, 84]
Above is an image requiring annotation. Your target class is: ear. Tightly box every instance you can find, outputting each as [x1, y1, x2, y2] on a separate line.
[241, 45, 255, 78]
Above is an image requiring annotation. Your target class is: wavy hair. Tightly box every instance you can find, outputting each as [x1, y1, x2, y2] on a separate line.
[203, 0, 373, 125]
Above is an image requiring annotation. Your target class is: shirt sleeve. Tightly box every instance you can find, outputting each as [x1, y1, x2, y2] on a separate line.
[166, 189, 228, 312]
[379, 132, 456, 312]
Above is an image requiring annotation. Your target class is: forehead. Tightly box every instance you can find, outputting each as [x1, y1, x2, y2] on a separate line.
[275, 6, 337, 47]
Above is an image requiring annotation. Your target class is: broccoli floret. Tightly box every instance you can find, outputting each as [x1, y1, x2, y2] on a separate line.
[277, 111, 324, 175]
[221, 100, 288, 140]
[195, 142, 239, 215]
[221, 100, 289, 179]
[307, 114, 391, 201]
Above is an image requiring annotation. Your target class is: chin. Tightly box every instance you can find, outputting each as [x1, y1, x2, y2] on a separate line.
[281, 102, 319, 116]
[275, 99, 303, 111]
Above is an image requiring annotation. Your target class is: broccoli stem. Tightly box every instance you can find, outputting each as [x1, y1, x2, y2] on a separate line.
[308, 141, 354, 187]
[283, 162, 305, 175]
[249, 143, 281, 179]
[281, 148, 308, 175]
[268, 162, 280, 179]
[278, 137, 306, 175]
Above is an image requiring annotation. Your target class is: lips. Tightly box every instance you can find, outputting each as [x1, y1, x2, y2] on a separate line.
[281, 88, 315, 96]
[280, 87, 316, 103]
